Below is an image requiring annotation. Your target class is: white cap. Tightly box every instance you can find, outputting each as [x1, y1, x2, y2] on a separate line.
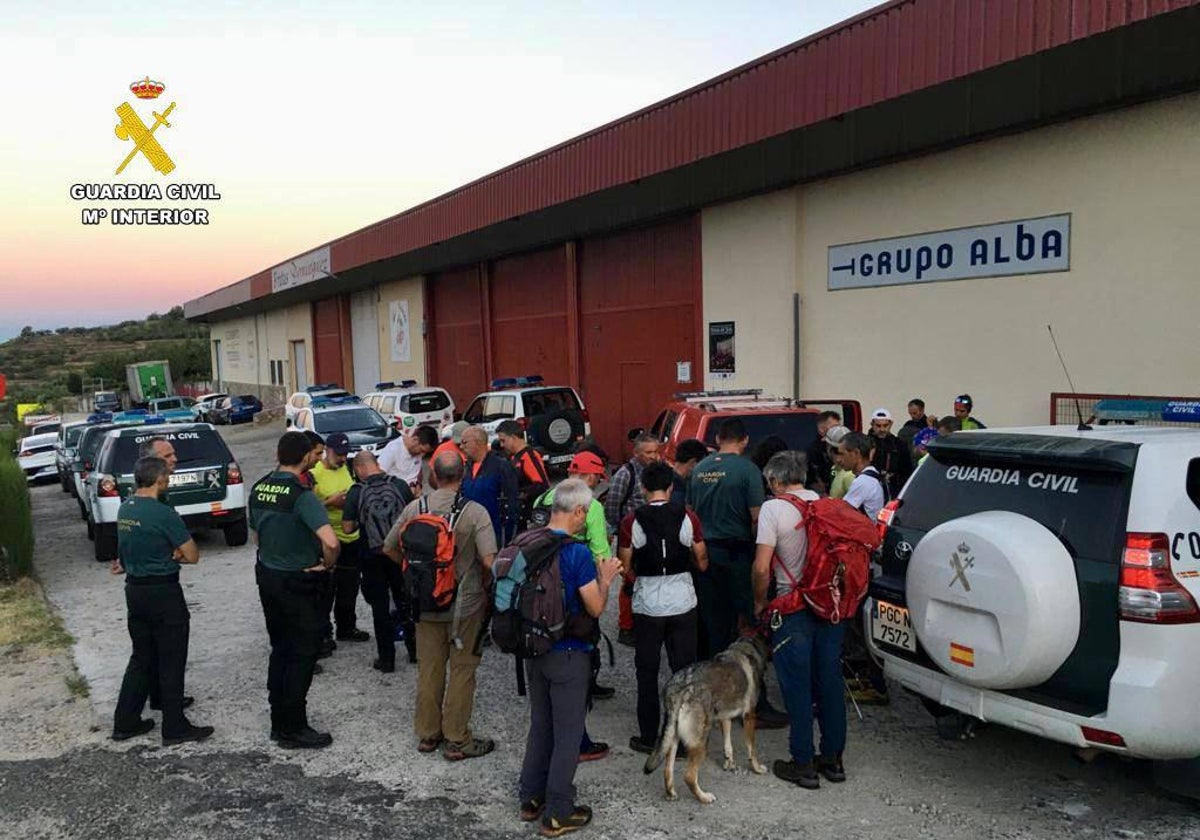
[871, 408, 893, 422]
[824, 425, 851, 445]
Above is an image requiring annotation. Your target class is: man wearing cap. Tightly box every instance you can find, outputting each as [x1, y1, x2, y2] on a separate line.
[805, 411, 842, 493]
[428, 421, 467, 492]
[311, 432, 369, 648]
[867, 408, 912, 500]
[952, 394, 987, 430]
[824, 426, 854, 499]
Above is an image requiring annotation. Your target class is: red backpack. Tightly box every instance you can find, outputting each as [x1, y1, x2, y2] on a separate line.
[765, 495, 882, 624]
[399, 495, 463, 617]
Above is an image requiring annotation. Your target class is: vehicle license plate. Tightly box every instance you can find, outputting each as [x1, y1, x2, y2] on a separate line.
[169, 472, 202, 488]
[871, 600, 916, 653]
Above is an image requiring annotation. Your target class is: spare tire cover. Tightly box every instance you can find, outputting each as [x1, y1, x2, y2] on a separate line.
[533, 410, 584, 454]
[906, 511, 1080, 690]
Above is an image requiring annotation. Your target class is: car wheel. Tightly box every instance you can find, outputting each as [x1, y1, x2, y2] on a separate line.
[94, 523, 117, 562]
[530, 409, 586, 456]
[224, 518, 249, 547]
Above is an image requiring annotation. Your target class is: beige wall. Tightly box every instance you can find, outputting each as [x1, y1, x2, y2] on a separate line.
[702, 92, 1200, 428]
[210, 315, 258, 387]
[701, 190, 799, 395]
[375, 276, 427, 385]
[209, 302, 312, 402]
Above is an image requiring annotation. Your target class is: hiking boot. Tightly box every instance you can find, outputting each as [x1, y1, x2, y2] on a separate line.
[617, 629, 635, 647]
[579, 740, 609, 762]
[317, 638, 336, 659]
[417, 735, 444, 753]
[628, 735, 655, 755]
[150, 696, 194, 711]
[337, 628, 370, 642]
[163, 724, 214, 747]
[540, 805, 593, 837]
[372, 658, 395, 673]
[755, 697, 790, 730]
[817, 755, 846, 783]
[773, 759, 820, 790]
[519, 796, 545, 822]
[590, 683, 615, 700]
[275, 726, 333, 750]
[111, 719, 155, 741]
[442, 736, 495, 761]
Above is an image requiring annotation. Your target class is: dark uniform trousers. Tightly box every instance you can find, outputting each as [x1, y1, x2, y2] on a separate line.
[113, 575, 190, 738]
[359, 549, 416, 664]
[256, 564, 323, 733]
[321, 538, 362, 638]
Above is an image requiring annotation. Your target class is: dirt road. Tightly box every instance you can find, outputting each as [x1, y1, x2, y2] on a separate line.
[4, 421, 1198, 839]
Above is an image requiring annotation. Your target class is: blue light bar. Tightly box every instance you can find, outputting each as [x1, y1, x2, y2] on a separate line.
[400, 379, 418, 388]
[87, 412, 113, 423]
[375, 381, 396, 390]
[491, 378, 519, 390]
[516, 375, 545, 387]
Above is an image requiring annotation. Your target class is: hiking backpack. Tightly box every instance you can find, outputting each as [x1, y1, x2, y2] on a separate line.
[399, 494, 464, 617]
[527, 492, 553, 529]
[491, 527, 593, 658]
[357, 477, 411, 552]
[765, 495, 883, 624]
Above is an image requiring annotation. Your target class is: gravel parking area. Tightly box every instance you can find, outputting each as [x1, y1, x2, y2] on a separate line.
[6, 420, 1199, 839]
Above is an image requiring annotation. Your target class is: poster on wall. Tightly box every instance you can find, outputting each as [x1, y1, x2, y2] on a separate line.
[708, 321, 735, 376]
[389, 300, 411, 363]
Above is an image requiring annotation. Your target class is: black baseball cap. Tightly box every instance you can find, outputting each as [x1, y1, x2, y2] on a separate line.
[324, 432, 351, 455]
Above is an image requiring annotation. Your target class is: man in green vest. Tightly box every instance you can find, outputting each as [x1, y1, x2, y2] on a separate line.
[250, 431, 341, 749]
[111, 455, 213, 746]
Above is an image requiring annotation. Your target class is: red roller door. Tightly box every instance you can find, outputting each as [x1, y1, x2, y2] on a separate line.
[429, 267, 486, 408]
[490, 248, 569, 384]
[312, 296, 351, 389]
[579, 216, 700, 460]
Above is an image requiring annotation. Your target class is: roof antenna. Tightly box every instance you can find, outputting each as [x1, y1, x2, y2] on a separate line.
[1047, 324, 1091, 431]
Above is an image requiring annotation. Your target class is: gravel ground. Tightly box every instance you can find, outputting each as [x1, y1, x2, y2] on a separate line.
[6, 420, 1200, 839]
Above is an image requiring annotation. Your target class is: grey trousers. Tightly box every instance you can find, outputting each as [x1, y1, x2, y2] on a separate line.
[518, 648, 591, 821]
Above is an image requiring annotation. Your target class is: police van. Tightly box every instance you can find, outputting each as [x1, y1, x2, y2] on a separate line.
[85, 423, 247, 563]
[868, 425, 1200, 797]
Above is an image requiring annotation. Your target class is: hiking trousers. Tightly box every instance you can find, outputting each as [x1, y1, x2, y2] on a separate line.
[519, 648, 591, 822]
[359, 551, 415, 664]
[696, 540, 755, 655]
[772, 610, 847, 764]
[414, 611, 485, 744]
[113, 575, 191, 738]
[256, 564, 323, 734]
[321, 538, 362, 638]
[633, 608, 698, 742]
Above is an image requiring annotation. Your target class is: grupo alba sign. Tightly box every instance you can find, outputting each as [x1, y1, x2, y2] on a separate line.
[828, 214, 1070, 290]
[272, 246, 332, 293]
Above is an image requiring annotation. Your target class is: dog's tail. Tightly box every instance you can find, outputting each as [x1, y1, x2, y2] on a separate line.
[643, 690, 679, 774]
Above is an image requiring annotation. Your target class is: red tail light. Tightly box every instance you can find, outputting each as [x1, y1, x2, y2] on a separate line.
[877, 499, 902, 542]
[98, 474, 119, 497]
[227, 462, 242, 484]
[1119, 532, 1200, 623]
[1081, 726, 1126, 748]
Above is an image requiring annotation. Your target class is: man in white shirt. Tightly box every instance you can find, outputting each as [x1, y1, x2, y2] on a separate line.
[838, 431, 887, 522]
[617, 461, 708, 754]
[377, 425, 438, 492]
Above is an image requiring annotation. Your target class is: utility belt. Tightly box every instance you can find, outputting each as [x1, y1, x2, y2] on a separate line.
[125, 572, 180, 586]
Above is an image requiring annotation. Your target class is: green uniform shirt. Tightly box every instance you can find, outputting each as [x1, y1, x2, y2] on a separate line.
[249, 471, 330, 571]
[534, 489, 610, 562]
[117, 495, 192, 577]
[311, 460, 359, 545]
[687, 452, 765, 542]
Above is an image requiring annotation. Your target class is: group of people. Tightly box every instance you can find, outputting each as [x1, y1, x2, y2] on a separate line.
[106, 392, 982, 837]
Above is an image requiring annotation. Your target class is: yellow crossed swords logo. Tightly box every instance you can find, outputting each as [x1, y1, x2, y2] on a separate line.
[114, 100, 177, 176]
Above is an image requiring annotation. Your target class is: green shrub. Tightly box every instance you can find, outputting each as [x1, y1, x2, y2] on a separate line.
[0, 457, 33, 578]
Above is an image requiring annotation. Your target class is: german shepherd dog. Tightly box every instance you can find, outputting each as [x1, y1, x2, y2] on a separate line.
[643, 635, 770, 803]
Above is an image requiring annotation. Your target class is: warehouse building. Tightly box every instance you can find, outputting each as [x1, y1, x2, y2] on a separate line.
[184, 0, 1200, 458]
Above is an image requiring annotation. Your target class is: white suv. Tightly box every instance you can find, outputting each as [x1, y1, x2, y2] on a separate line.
[285, 384, 354, 426]
[460, 377, 590, 469]
[363, 381, 455, 432]
[868, 425, 1200, 797]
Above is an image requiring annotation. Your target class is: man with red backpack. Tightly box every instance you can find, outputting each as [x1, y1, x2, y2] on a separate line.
[383, 451, 498, 760]
[752, 450, 880, 790]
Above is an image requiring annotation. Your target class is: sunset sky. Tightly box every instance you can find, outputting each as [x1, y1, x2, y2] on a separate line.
[0, 0, 878, 340]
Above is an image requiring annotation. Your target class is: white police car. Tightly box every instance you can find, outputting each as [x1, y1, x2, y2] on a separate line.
[285, 384, 354, 426]
[86, 422, 247, 562]
[363, 381, 455, 433]
[290, 400, 397, 454]
[869, 423, 1200, 797]
[460, 376, 590, 469]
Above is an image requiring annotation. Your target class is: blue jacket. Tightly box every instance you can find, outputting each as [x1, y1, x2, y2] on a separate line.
[462, 451, 520, 545]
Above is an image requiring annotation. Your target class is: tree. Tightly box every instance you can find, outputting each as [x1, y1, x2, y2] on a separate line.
[66, 372, 83, 395]
[18, 326, 33, 340]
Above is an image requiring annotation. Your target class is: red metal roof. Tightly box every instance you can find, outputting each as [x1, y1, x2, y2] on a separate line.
[188, 0, 1197, 315]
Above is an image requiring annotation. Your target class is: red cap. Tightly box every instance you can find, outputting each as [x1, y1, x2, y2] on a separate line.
[567, 451, 605, 476]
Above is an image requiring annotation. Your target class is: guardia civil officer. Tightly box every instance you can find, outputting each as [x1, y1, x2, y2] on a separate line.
[111, 456, 213, 745]
[250, 431, 341, 749]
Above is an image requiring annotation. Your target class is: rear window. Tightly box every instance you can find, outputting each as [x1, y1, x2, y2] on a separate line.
[104, 429, 232, 472]
[402, 391, 451, 414]
[314, 408, 387, 434]
[64, 426, 86, 447]
[466, 395, 516, 423]
[897, 455, 1131, 561]
[522, 389, 580, 416]
[79, 427, 117, 461]
[700, 412, 819, 453]
[22, 443, 54, 455]
[156, 398, 184, 410]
